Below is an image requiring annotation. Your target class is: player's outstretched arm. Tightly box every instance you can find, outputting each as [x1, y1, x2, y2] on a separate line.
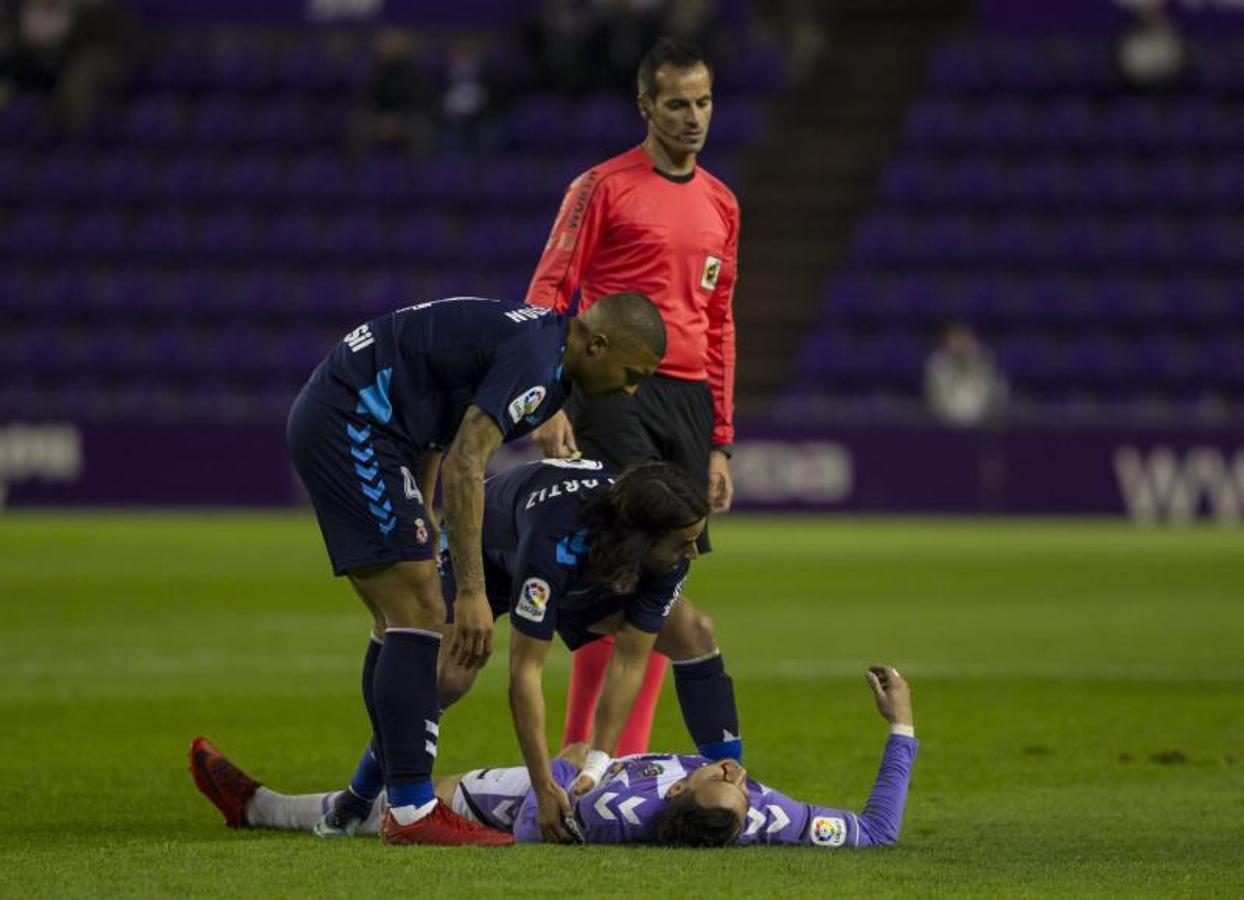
[508, 630, 575, 844]
[441, 405, 504, 670]
[854, 666, 918, 846]
[745, 667, 917, 848]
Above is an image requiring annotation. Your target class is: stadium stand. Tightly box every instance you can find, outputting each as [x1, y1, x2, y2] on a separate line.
[788, 32, 1244, 423]
[0, 21, 783, 422]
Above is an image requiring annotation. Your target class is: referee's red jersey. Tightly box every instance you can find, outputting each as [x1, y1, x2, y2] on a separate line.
[526, 146, 740, 448]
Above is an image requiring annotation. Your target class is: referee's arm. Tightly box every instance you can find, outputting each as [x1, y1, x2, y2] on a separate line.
[526, 172, 607, 313]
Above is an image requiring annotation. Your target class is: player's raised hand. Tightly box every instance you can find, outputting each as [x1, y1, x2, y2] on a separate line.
[866, 666, 914, 728]
[535, 783, 576, 844]
[449, 591, 493, 669]
[532, 411, 580, 459]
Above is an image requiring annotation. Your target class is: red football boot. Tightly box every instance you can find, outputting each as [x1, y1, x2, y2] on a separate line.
[189, 736, 261, 828]
[380, 803, 515, 846]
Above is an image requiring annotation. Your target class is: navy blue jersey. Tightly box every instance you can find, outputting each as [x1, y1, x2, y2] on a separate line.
[475, 459, 689, 644]
[302, 297, 571, 450]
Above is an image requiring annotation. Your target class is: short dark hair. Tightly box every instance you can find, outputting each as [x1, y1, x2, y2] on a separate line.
[580, 462, 708, 591]
[587, 291, 667, 361]
[637, 37, 713, 98]
[654, 790, 741, 848]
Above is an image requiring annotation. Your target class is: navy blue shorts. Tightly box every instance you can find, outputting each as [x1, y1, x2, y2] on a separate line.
[439, 553, 624, 651]
[288, 388, 437, 576]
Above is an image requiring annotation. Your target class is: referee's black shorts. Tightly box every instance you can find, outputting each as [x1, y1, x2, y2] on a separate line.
[565, 373, 715, 553]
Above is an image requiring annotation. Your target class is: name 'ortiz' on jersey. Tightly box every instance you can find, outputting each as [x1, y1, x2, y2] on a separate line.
[573, 754, 866, 848]
[479, 459, 689, 648]
[301, 297, 571, 449]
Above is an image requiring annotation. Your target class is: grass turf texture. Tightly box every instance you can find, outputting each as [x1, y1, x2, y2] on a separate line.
[1, 513, 1242, 897]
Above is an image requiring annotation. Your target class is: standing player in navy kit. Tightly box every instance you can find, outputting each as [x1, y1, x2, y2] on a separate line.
[527, 38, 742, 757]
[283, 293, 664, 845]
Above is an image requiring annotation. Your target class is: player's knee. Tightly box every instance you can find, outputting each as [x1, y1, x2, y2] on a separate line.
[438, 664, 477, 708]
[670, 607, 716, 658]
[689, 608, 717, 655]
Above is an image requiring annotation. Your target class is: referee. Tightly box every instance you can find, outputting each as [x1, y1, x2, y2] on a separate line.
[527, 38, 740, 757]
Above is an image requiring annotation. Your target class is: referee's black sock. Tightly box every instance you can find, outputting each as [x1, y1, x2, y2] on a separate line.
[672, 653, 742, 761]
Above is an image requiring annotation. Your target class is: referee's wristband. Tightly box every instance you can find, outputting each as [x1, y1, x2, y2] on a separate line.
[890, 723, 916, 738]
[579, 750, 611, 789]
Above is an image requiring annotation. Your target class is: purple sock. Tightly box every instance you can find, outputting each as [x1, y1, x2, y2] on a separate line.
[373, 628, 441, 808]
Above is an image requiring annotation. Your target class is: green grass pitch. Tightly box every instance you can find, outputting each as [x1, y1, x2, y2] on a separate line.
[1, 512, 1241, 897]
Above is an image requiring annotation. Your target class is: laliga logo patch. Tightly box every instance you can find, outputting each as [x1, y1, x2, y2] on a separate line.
[516, 577, 550, 623]
[700, 255, 722, 291]
[507, 385, 548, 424]
[810, 816, 847, 847]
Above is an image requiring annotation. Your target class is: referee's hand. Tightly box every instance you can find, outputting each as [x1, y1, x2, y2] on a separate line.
[708, 450, 734, 513]
[532, 411, 579, 459]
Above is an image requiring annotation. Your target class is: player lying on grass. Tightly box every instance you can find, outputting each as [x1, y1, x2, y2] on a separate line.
[317, 458, 745, 843]
[191, 666, 916, 848]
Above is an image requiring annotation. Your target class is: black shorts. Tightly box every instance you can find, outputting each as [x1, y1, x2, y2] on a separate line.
[566, 373, 714, 552]
[287, 388, 437, 576]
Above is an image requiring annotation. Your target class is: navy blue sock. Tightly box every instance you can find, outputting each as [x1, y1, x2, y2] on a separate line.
[359, 635, 386, 787]
[673, 653, 742, 761]
[373, 628, 441, 809]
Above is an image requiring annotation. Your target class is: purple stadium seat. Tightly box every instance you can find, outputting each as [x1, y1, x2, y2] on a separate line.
[196, 209, 258, 259]
[288, 154, 347, 201]
[392, 213, 456, 262]
[132, 210, 191, 259]
[125, 93, 187, 145]
[262, 210, 325, 260]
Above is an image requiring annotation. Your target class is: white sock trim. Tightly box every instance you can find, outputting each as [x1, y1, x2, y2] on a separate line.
[672, 650, 721, 667]
[385, 627, 443, 642]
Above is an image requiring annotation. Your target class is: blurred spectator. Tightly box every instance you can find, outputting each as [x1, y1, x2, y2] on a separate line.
[1, 0, 76, 93]
[584, 0, 661, 92]
[924, 323, 1008, 426]
[755, 0, 824, 82]
[354, 28, 436, 153]
[1117, 0, 1188, 89]
[523, 0, 591, 95]
[661, 0, 725, 60]
[56, 0, 134, 129]
[440, 37, 500, 151]
[0, 0, 131, 127]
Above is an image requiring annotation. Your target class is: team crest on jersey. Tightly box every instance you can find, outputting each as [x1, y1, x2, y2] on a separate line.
[516, 577, 550, 622]
[413, 518, 429, 545]
[700, 255, 722, 291]
[638, 762, 664, 778]
[507, 385, 548, 424]
[810, 816, 847, 847]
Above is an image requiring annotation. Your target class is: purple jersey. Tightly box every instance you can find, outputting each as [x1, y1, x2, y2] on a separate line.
[505, 734, 918, 847]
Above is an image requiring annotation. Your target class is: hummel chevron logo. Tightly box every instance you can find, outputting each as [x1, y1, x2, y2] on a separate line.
[355, 462, 380, 481]
[765, 805, 790, 833]
[379, 517, 397, 535]
[745, 807, 764, 836]
[491, 800, 516, 826]
[350, 445, 375, 463]
[368, 499, 392, 518]
[346, 424, 371, 444]
[593, 792, 645, 825]
[360, 482, 386, 502]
